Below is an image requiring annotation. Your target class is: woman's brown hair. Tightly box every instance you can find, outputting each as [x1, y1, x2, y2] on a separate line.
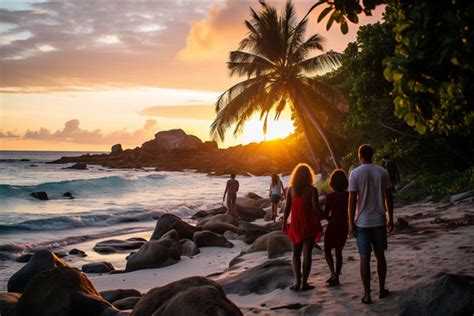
[288, 163, 315, 196]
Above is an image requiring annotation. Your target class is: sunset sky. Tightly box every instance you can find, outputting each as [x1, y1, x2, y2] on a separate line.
[0, 1, 384, 151]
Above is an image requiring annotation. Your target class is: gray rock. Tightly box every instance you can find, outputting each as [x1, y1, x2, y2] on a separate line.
[398, 180, 426, 195]
[191, 206, 226, 220]
[111, 144, 123, 155]
[94, 239, 145, 253]
[112, 296, 141, 310]
[197, 214, 239, 227]
[69, 248, 87, 257]
[125, 240, 180, 272]
[15, 254, 32, 263]
[150, 214, 197, 240]
[244, 192, 263, 200]
[100, 289, 142, 303]
[15, 266, 118, 316]
[30, 191, 48, 200]
[132, 276, 242, 316]
[246, 231, 291, 257]
[236, 204, 266, 222]
[8, 250, 67, 293]
[202, 222, 240, 235]
[67, 162, 88, 170]
[179, 239, 200, 257]
[399, 273, 474, 316]
[82, 261, 115, 274]
[193, 231, 234, 248]
[450, 191, 474, 203]
[220, 259, 292, 295]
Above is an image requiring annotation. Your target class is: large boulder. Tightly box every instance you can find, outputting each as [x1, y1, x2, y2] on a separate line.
[398, 180, 426, 196]
[197, 214, 239, 227]
[220, 259, 293, 295]
[236, 204, 266, 222]
[193, 231, 234, 248]
[0, 292, 20, 316]
[399, 273, 474, 316]
[246, 231, 292, 257]
[179, 239, 200, 257]
[150, 214, 197, 241]
[111, 144, 123, 155]
[7, 250, 67, 293]
[141, 129, 203, 154]
[15, 266, 119, 316]
[125, 240, 180, 272]
[82, 261, 115, 274]
[191, 206, 226, 220]
[131, 276, 242, 316]
[202, 222, 240, 235]
[450, 190, 474, 203]
[236, 197, 261, 208]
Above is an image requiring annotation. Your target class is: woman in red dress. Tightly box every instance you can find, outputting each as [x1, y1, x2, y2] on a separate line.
[323, 169, 349, 286]
[283, 163, 324, 291]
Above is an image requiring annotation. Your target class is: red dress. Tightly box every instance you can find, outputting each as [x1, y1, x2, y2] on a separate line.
[285, 191, 323, 244]
[324, 191, 349, 250]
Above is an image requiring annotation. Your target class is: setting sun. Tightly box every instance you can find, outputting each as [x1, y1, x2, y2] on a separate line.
[240, 115, 295, 144]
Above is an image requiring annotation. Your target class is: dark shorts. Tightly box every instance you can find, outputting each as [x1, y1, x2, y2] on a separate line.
[270, 194, 281, 203]
[355, 225, 387, 255]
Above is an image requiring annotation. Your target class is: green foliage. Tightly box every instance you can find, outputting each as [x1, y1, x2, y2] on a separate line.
[318, 21, 473, 178]
[383, 1, 474, 136]
[396, 167, 474, 202]
[315, 0, 474, 137]
[314, 0, 385, 34]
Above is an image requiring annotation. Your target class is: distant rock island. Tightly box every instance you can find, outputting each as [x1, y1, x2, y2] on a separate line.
[49, 129, 308, 176]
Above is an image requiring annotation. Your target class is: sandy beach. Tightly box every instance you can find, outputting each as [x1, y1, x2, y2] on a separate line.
[2, 192, 473, 315]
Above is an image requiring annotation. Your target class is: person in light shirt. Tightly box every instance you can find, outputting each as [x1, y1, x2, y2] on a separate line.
[348, 144, 394, 304]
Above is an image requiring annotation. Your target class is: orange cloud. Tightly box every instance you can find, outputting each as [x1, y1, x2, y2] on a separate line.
[140, 105, 215, 120]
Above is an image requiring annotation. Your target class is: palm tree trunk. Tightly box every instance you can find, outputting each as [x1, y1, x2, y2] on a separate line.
[299, 103, 342, 169]
[298, 115, 332, 178]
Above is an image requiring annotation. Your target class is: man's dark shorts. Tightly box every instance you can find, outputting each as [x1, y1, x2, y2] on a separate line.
[355, 225, 387, 255]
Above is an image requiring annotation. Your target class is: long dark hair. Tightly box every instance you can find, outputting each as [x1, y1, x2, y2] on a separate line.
[271, 173, 279, 186]
[329, 169, 348, 192]
[289, 163, 315, 196]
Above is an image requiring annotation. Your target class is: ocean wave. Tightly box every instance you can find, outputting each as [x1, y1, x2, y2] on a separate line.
[0, 209, 163, 233]
[0, 174, 167, 198]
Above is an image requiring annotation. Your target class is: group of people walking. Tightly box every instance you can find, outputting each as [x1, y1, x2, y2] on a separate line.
[223, 144, 395, 304]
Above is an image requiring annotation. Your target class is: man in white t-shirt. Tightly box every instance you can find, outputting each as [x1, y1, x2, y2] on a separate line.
[348, 144, 394, 304]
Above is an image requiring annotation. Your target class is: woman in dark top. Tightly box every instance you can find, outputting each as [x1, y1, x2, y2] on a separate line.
[323, 169, 349, 286]
[283, 163, 324, 291]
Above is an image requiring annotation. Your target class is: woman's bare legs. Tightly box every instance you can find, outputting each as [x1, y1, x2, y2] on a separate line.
[291, 241, 303, 289]
[302, 238, 315, 288]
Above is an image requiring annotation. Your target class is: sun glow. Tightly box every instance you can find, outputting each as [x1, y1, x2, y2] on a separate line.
[240, 114, 295, 144]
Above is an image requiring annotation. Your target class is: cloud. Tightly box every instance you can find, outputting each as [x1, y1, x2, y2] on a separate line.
[140, 105, 215, 120]
[0, 130, 20, 138]
[22, 119, 158, 145]
[0, 1, 384, 93]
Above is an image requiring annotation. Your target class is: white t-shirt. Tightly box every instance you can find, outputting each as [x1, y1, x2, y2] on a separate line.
[270, 180, 283, 196]
[348, 163, 392, 228]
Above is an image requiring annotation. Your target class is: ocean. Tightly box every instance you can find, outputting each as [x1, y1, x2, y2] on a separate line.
[0, 150, 275, 254]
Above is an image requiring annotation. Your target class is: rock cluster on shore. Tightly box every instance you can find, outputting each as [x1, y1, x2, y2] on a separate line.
[48, 129, 309, 175]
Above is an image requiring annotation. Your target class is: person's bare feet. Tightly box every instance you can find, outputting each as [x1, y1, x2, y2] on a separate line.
[361, 293, 372, 304]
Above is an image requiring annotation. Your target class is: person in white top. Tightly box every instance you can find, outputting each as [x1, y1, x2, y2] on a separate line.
[269, 174, 286, 223]
[348, 144, 394, 304]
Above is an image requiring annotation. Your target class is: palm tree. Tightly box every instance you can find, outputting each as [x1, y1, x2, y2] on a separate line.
[210, 0, 348, 169]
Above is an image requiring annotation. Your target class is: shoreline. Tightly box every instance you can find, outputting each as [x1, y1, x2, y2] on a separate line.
[1, 196, 473, 314]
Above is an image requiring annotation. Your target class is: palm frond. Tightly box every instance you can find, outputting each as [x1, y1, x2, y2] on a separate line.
[215, 77, 263, 112]
[211, 80, 267, 141]
[298, 51, 342, 74]
[291, 34, 324, 62]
